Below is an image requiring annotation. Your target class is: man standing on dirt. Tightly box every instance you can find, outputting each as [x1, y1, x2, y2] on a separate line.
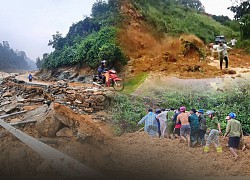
[156, 108, 168, 138]
[138, 109, 158, 137]
[167, 108, 175, 139]
[204, 110, 222, 153]
[197, 109, 207, 146]
[173, 108, 181, 139]
[218, 41, 232, 70]
[224, 112, 243, 161]
[176, 106, 191, 147]
[229, 37, 237, 47]
[188, 108, 199, 147]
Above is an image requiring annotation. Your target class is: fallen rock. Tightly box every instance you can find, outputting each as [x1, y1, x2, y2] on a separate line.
[53, 103, 78, 128]
[2, 92, 13, 98]
[228, 70, 236, 74]
[3, 103, 19, 114]
[22, 104, 49, 120]
[35, 103, 62, 137]
[10, 118, 22, 123]
[56, 127, 73, 137]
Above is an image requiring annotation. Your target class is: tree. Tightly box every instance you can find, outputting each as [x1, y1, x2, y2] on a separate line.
[36, 57, 42, 69]
[228, 1, 250, 38]
[228, 0, 250, 20]
[2, 41, 10, 49]
[177, 0, 205, 12]
[91, 0, 109, 18]
[48, 31, 64, 50]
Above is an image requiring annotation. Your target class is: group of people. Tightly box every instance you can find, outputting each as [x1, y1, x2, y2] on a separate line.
[138, 106, 243, 161]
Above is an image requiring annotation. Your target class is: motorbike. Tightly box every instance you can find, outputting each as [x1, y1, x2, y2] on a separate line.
[92, 69, 124, 91]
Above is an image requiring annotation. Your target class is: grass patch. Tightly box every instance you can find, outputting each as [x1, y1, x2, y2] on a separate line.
[123, 72, 148, 94]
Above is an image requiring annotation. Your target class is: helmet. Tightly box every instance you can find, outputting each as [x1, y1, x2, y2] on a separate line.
[101, 60, 107, 64]
[206, 110, 215, 116]
[229, 112, 236, 119]
[198, 109, 204, 114]
[180, 106, 186, 112]
[155, 108, 161, 114]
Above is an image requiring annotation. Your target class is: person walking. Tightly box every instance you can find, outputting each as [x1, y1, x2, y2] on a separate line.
[155, 109, 162, 138]
[197, 109, 207, 146]
[173, 108, 181, 139]
[28, 74, 33, 82]
[167, 108, 175, 139]
[224, 112, 243, 161]
[176, 106, 191, 147]
[188, 108, 199, 147]
[229, 37, 237, 47]
[138, 109, 158, 137]
[156, 108, 168, 138]
[203, 110, 222, 153]
[218, 41, 232, 70]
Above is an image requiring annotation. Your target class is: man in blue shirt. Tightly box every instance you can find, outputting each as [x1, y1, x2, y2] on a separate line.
[138, 109, 158, 137]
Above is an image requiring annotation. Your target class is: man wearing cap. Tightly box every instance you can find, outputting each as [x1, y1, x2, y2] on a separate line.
[224, 112, 243, 161]
[177, 106, 190, 147]
[188, 108, 199, 147]
[138, 109, 158, 137]
[197, 109, 207, 146]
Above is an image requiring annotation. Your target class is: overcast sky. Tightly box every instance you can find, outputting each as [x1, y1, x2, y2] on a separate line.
[0, 0, 235, 61]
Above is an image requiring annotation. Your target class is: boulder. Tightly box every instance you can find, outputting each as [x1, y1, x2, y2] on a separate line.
[22, 104, 49, 120]
[228, 70, 236, 74]
[3, 103, 19, 114]
[53, 103, 77, 128]
[35, 103, 61, 137]
[2, 92, 13, 98]
[56, 127, 73, 137]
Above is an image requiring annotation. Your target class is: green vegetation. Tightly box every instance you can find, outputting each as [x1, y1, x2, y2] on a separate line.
[0, 41, 31, 72]
[123, 72, 148, 94]
[42, 27, 127, 70]
[39, 0, 127, 70]
[109, 94, 147, 135]
[110, 82, 250, 135]
[131, 0, 236, 43]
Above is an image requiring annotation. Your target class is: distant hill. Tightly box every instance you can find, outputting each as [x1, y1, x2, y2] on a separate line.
[0, 41, 35, 72]
[25, 58, 37, 70]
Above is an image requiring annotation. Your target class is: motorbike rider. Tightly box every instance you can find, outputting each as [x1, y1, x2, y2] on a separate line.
[97, 60, 108, 84]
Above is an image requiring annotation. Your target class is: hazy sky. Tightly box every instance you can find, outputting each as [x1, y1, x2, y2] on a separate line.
[0, 0, 235, 60]
[200, 0, 235, 19]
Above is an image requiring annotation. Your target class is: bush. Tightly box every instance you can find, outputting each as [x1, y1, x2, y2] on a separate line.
[109, 94, 147, 135]
[110, 82, 250, 135]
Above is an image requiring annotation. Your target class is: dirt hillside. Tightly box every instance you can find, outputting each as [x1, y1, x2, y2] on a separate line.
[118, 1, 250, 79]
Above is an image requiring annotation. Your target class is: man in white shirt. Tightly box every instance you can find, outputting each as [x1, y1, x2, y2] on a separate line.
[218, 41, 232, 70]
[230, 38, 237, 47]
